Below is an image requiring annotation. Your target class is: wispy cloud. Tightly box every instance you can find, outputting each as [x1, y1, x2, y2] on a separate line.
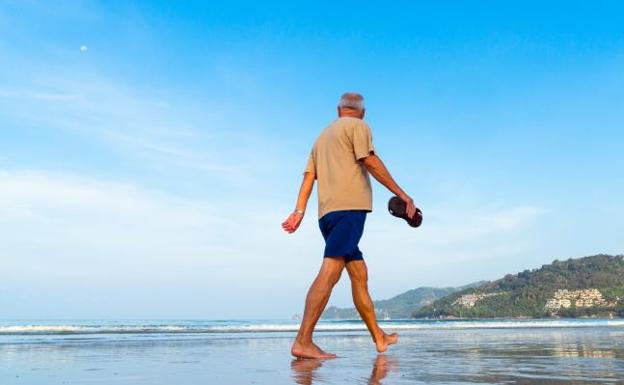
[0, 170, 312, 277]
[0, 89, 80, 102]
[0, 169, 323, 317]
[0, 170, 219, 263]
[366, 202, 544, 247]
[0, 66, 278, 183]
[1, 77, 208, 155]
[420, 204, 545, 245]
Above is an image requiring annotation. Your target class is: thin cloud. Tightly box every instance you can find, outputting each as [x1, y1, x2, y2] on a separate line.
[0, 169, 326, 318]
[0, 72, 277, 185]
[368, 204, 545, 246]
[0, 171, 227, 275]
[0, 170, 311, 276]
[3, 78, 204, 141]
[0, 88, 80, 102]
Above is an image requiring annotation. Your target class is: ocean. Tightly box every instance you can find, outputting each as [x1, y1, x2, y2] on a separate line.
[2, 319, 624, 384]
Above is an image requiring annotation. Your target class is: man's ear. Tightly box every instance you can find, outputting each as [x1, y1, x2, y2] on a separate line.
[360, 109, 366, 119]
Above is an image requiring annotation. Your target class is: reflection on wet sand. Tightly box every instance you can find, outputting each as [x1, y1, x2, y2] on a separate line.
[291, 358, 324, 385]
[367, 355, 398, 385]
[291, 355, 399, 385]
[397, 330, 624, 384]
[4, 327, 624, 384]
[551, 344, 616, 358]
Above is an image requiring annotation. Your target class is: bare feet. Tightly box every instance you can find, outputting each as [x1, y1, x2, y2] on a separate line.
[375, 332, 398, 353]
[291, 341, 337, 359]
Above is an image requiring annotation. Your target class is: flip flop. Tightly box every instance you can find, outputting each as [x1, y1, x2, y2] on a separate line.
[388, 196, 423, 228]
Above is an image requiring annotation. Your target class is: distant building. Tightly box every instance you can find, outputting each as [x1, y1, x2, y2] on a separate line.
[544, 288, 611, 311]
[453, 292, 502, 308]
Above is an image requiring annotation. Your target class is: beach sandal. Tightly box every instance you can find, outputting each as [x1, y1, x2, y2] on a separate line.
[388, 196, 423, 228]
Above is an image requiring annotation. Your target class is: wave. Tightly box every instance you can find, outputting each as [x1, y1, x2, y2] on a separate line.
[2, 319, 624, 336]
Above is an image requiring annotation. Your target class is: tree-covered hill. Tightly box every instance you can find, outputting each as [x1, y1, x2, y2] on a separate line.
[413, 254, 624, 319]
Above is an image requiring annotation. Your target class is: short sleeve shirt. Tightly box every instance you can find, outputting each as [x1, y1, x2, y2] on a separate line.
[304, 117, 375, 218]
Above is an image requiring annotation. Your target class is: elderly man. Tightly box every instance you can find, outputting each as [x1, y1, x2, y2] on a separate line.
[282, 92, 416, 359]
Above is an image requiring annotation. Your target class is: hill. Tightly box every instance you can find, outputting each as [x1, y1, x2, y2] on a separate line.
[413, 254, 624, 319]
[322, 282, 486, 319]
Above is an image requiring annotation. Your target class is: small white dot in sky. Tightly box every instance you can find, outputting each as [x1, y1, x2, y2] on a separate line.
[80, 45, 88, 52]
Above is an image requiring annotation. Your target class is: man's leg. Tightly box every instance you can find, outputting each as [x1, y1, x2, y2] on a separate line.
[292, 257, 346, 359]
[346, 260, 398, 353]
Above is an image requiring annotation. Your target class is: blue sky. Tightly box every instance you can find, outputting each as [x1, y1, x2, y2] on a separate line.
[1, 1, 623, 319]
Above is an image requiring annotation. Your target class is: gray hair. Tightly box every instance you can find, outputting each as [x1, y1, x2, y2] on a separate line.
[338, 92, 365, 111]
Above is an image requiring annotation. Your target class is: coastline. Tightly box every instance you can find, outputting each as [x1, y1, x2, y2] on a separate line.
[2, 318, 624, 337]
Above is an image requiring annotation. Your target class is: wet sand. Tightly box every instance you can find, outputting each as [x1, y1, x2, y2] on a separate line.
[2, 327, 624, 384]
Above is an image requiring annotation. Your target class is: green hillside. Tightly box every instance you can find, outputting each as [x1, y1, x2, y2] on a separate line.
[413, 254, 624, 319]
[322, 282, 486, 319]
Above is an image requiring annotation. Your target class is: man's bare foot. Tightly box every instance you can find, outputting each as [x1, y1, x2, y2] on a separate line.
[375, 332, 399, 353]
[291, 341, 337, 359]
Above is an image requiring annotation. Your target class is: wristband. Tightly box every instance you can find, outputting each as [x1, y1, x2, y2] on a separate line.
[294, 209, 305, 215]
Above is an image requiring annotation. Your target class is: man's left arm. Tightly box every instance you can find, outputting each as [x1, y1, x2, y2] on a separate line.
[361, 154, 417, 219]
[282, 171, 315, 234]
[353, 121, 417, 219]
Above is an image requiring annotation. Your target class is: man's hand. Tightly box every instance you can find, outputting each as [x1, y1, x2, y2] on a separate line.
[399, 194, 417, 219]
[282, 212, 304, 234]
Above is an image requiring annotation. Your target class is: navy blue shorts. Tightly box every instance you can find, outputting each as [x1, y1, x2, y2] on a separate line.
[319, 210, 367, 262]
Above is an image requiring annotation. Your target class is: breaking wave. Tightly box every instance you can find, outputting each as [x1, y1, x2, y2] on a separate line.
[1, 319, 624, 336]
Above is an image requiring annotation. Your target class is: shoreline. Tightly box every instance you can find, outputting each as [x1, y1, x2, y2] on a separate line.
[2, 318, 624, 337]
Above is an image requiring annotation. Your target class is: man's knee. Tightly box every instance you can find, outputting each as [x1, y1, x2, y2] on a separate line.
[319, 258, 344, 286]
[347, 261, 368, 286]
[350, 275, 368, 288]
[328, 269, 343, 286]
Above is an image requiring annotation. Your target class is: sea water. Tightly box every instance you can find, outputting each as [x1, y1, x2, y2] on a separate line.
[1, 319, 623, 384]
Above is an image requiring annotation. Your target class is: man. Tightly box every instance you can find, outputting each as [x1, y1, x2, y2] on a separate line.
[282, 92, 417, 359]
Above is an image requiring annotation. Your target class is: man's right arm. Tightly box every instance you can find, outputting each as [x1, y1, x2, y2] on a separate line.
[361, 154, 417, 218]
[281, 171, 315, 234]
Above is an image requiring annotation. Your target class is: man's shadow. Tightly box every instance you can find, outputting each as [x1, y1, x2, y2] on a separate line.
[291, 354, 399, 385]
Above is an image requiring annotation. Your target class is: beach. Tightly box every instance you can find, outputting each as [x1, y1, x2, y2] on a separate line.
[1, 319, 624, 384]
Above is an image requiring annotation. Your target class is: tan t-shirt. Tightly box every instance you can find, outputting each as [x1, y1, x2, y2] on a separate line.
[304, 117, 375, 218]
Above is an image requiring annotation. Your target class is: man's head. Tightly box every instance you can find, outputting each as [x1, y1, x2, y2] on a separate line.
[337, 92, 365, 119]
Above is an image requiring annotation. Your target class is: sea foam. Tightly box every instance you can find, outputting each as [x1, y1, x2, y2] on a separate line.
[1, 319, 624, 336]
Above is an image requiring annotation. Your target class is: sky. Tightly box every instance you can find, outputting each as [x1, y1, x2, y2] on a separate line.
[1, 1, 623, 319]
